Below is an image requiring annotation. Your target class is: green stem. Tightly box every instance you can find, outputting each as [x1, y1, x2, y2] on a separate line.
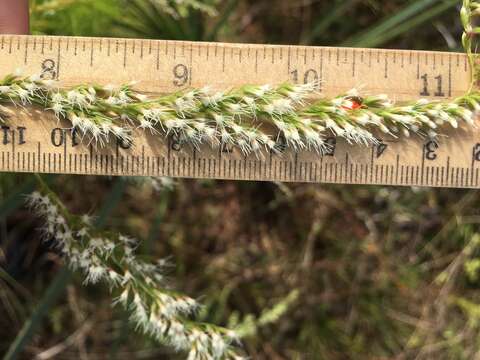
[3, 268, 73, 360]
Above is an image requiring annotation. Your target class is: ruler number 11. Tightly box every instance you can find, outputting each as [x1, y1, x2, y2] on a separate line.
[420, 74, 445, 97]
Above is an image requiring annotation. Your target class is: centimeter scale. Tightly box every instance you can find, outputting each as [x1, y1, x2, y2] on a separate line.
[0, 34, 479, 188]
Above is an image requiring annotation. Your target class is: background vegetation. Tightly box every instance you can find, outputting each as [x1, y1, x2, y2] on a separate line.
[2, 0, 480, 359]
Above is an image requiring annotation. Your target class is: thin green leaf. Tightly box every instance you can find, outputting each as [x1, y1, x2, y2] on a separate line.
[342, 0, 457, 48]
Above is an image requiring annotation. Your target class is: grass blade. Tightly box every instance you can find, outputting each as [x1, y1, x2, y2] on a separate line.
[3, 267, 73, 360]
[361, 0, 460, 48]
[206, 0, 239, 41]
[342, 0, 456, 48]
[302, 0, 358, 44]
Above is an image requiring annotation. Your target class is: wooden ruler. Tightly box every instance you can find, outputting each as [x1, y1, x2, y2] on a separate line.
[1, 34, 479, 188]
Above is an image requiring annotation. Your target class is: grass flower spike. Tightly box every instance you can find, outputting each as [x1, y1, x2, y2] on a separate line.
[1, 73, 480, 156]
[26, 184, 244, 360]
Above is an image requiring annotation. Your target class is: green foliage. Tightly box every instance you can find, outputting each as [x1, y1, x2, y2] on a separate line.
[30, 0, 121, 36]
[30, 0, 234, 40]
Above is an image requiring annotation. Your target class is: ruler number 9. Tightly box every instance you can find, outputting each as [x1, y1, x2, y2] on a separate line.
[40, 59, 57, 80]
[291, 69, 319, 88]
[173, 64, 190, 87]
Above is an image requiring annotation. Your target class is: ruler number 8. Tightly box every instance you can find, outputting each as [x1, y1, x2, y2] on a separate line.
[173, 64, 189, 87]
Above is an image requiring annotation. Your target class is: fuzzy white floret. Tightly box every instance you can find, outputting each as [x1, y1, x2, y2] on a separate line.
[67, 90, 87, 106]
[272, 98, 294, 114]
[459, 108, 475, 125]
[15, 88, 31, 103]
[213, 114, 225, 125]
[0, 86, 10, 94]
[85, 265, 106, 284]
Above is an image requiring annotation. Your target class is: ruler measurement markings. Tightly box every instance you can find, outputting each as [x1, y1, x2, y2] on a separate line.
[74, 38, 79, 56]
[123, 40, 127, 68]
[90, 38, 95, 66]
[106, 154, 110, 174]
[23, 38, 28, 65]
[189, 43, 193, 86]
[384, 51, 388, 78]
[222, 46, 226, 72]
[352, 50, 356, 77]
[449, 54, 452, 97]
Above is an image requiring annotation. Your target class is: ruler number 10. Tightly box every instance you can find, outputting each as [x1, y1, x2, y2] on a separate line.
[420, 74, 445, 97]
[291, 69, 320, 88]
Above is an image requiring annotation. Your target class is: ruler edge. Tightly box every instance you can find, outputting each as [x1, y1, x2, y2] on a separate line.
[3, 168, 478, 189]
[1, 33, 467, 60]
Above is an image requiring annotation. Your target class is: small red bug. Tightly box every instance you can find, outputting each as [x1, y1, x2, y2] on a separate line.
[342, 96, 363, 110]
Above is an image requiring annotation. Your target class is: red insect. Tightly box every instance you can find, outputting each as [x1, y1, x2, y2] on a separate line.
[342, 96, 363, 111]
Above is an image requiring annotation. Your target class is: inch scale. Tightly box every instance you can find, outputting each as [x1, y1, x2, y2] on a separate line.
[0, 34, 479, 188]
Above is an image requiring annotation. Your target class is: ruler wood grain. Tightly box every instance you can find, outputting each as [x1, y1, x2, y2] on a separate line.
[1, 34, 479, 188]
